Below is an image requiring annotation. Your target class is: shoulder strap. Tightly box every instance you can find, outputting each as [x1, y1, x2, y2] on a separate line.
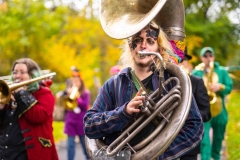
[130, 70, 147, 93]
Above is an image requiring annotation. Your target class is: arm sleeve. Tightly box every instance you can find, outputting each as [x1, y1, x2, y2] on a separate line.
[84, 80, 133, 139]
[158, 96, 204, 160]
[14, 90, 38, 118]
[195, 78, 211, 122]
[18, 88, 55, 124]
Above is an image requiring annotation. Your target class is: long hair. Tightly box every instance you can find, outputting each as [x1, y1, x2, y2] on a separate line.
[70, 68, 86, 94]
[78, 78, 86, 94]
[119, 21, 174, 70]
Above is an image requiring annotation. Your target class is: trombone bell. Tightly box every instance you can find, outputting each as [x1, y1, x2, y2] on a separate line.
[0, 80, 11, 104]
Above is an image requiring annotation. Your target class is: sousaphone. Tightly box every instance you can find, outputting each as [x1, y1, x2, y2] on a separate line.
[85, 0, 191, 159]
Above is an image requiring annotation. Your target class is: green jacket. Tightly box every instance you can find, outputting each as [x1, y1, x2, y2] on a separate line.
[192, 62, 233, 107]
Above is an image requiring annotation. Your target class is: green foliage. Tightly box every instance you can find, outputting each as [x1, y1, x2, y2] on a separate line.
[184, 0, 240, 67]
[226, 90, 240, 159]
[0, 0, 122, 98]
[0, 1, 69, 75]
[43, 15, 121, 90]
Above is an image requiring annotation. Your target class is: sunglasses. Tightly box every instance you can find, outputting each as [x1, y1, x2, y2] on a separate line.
[203, 53, 214, 58]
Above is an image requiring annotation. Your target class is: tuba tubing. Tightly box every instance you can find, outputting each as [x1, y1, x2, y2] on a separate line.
[106, 54, 182, 156]
[126, 94, 181, 152]
[132, 63, 191, 160]
[85, 0, 190, 159]
[127, 81, 182, 151]
[85, 58, 192, 160]
[107, 94, 180, 154]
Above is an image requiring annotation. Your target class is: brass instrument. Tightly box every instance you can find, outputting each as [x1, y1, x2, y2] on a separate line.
[100, 0, 185, 40]
[205, 62, 222, 117]
[85, 0, 192, 160]
[0, 72, 56, 104]
[85, 1, 192, 159]
[65, 86, 80, 110]
[206, 62, 217, 104]
[86, 56, 191, 160]
[196, 62, 221, 117]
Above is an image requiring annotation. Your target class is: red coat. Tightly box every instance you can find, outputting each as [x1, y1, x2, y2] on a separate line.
[18, 86, 58, 160]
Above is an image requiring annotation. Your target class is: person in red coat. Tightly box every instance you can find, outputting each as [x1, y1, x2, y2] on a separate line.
[0, 58, 58, 160]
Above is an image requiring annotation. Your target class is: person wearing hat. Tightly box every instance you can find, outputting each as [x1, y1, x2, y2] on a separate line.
[179, 48, 211, 160]
[179, 47, 194, 74]
[192, 47, 233, 160]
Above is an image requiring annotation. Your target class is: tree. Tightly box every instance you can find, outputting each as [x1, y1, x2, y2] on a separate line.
[184, 0, 240, 66]
[0, 0, 68, 75]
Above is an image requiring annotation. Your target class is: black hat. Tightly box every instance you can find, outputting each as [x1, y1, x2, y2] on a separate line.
[183, 46, 192, 61]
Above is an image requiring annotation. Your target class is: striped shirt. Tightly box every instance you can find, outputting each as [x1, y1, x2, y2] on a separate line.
[84, 67, 203, 160]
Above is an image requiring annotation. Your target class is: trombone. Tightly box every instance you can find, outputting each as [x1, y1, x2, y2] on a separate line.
[0, 72, 56, 104]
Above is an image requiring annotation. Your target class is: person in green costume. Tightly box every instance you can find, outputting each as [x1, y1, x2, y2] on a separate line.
[192, 47, 233, 160]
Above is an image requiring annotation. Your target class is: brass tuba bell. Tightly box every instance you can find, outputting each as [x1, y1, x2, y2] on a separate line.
[100, 0, 185, 40]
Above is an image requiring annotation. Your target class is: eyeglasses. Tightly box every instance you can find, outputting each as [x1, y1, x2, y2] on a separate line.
[12, 71, 28, 75]
[203, 53, 214, 58]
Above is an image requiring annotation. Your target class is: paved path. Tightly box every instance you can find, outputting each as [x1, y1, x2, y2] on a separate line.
[56, 140, 87, 160]
[55, 129, 227, 160]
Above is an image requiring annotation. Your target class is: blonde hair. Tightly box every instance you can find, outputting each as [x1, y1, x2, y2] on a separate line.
[119, 21, 174, 70]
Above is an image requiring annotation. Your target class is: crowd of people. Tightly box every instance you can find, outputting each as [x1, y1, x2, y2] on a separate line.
[0, 4, 234, 160]
[0, 43, 234, 160]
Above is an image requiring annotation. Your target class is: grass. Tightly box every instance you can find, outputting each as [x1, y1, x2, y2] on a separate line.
[226, 90, 240, 159]
[53, 121, 67, 143]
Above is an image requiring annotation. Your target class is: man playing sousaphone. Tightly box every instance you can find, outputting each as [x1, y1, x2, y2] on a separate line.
[192, 47, 233, 160]
[84, 21, 204, 159]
